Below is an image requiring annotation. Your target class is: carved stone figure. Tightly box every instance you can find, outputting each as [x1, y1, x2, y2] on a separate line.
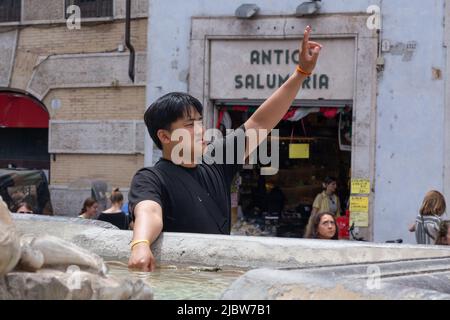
[0, 197, 152, 300]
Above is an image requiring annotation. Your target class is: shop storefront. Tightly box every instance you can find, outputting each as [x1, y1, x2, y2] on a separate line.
[147, 0, 450, 243]
[187, 15, 377, 238]
[217, 102, 352, 237]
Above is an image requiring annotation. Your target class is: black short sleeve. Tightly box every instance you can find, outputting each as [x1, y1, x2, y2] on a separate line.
[208, 125, 247, 184]
[128, 168, 165, 217]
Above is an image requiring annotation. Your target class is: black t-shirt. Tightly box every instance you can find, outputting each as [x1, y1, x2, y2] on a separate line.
[128, 127, 246, 234]
[97, 211, 130, 230]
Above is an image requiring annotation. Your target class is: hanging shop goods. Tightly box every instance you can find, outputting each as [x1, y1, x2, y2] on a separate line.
[336, 210, 350, 239]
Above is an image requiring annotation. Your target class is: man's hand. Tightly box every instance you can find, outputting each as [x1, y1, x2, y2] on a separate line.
[128, 242, 156, 272]
[127, 200, 163, 272]
[298, 25, 322, 74]
[243, 25, 323, 148]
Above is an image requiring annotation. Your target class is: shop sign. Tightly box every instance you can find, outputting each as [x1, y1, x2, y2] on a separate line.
[210, 38, 355, 100]
[288, 144, 309, 159]
[350, 211, 369, 227]
[351, 179, 371, 195]
[349, 196, 369, 213]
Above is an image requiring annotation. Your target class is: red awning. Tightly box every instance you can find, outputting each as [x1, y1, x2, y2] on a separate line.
[0, 92, 49, 128]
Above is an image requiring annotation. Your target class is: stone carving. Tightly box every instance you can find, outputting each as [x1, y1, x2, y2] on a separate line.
[0, 197, 152, 300]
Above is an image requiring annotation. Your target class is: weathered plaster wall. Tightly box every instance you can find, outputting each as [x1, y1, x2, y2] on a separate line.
[373, 0, 446, 243]
[0, 30, 17, 86]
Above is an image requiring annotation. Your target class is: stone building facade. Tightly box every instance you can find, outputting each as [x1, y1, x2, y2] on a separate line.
[0, 0, 148, 215]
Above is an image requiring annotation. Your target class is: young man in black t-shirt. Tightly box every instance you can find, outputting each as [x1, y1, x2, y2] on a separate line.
[128, 26, 322, 271]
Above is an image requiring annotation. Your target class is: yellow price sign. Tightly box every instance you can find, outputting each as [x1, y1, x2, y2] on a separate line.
[289, 144, 309, 159]
[349, 196, 369, 213]
[351, 179, 371, 195]
[350, 212, 369, 227]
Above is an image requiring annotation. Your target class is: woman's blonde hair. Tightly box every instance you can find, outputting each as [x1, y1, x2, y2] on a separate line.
[420, 190, 446, 216]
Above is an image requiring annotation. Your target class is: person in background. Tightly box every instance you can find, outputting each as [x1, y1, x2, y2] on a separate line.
[311, 177, 341, 217]
[16, 202, 33, 214]
[121, 201, 129, 215]
[9, 191, 26, 213]
[78, 197, 99, 219]
[435, 220, 450, 246]
[122, 201, 134, 230]
[97, 188, 129, 230]
[408, 190, 446, 244]
[304, 211, 339, 240]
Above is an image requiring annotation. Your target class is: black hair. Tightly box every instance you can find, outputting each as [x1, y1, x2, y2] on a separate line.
[110, 188, 124, 204]
[321, 176, 337, 190]
[323, 176, 337, 185]
[144, 92, 203, 149]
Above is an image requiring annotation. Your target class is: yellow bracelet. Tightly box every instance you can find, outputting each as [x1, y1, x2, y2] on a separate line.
[296, 65, 312, 76]
[130, 239, 150, 250]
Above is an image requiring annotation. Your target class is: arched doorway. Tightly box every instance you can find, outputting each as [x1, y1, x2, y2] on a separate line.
[0, 88, 50, 171]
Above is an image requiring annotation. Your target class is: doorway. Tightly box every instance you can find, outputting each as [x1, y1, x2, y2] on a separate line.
[0, 89, 50, 172]
[217, 102, 352, 238]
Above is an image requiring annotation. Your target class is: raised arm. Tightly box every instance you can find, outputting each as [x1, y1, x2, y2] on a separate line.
[128, 200, 163, 272]
[244, 26, 322, 151]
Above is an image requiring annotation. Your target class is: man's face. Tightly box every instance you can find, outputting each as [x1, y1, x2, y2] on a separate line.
[164, 107, 205, 164]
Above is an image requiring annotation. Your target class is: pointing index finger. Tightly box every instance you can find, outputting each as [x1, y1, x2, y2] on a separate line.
[302, 25, 311, 52]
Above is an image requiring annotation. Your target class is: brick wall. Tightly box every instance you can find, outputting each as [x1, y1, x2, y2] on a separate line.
[10, 18, 147, 89]
[45, 86, 146, 187]
[43, 87, 146, 120]
[50, 154, 144, 187]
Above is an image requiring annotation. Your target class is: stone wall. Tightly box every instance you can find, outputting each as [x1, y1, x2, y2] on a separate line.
[0, 30, 17, 87]
[12, 215, 450, 268]
[43, 87, 146, 121]
[12, 215, 450, 299]
[9, 18, 147, 90]
[49, 185, 130, 216]
[0, 0, 148, 216]
[50, 154, 142, 188]
[20, 0, 148, 22]
[11, 214, 450, 299]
